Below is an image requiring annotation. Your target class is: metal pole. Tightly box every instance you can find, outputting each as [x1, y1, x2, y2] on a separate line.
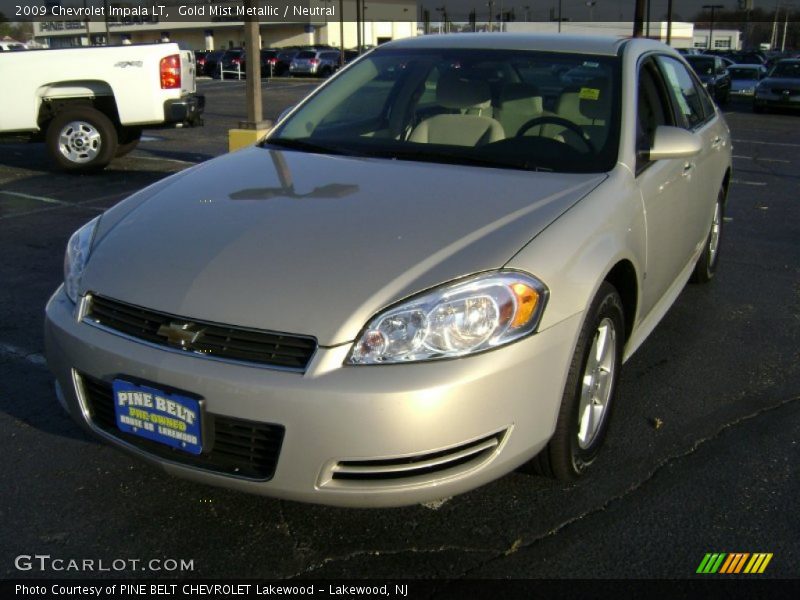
[666, 0, 673, 45]
[645, 0, 651, 38]
[356, 0, 362, 53]
[82, 0, 90, 45]
[243, 0, 263, 127]
[339, 0, 344, 67]
[558, 0, 562, 33]
[781, 8, 789, 52]
[633, 0, 645, 38]
[103, 0, 110, 44]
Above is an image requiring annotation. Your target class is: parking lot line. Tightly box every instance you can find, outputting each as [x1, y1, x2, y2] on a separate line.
[731, 179, 767, 187]
[0, 342, 46, 367]
[733, 139, 800, 148]
[732, 155, 790, 163]
[0, 190, 70, 206]
[132, 154, 197, 165]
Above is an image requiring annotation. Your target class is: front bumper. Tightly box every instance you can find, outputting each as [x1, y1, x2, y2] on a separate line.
[754, 92, 800, 109]
[163, 94, 205, 127]
[44, 287, 580, 507]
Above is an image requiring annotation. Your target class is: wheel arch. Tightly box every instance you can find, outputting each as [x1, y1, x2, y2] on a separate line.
[36, 81, 121, 131]
[602, 259, 638, 343]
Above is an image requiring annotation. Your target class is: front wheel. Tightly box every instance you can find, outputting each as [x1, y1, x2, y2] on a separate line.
[690, 188, 725, 284]
[45, 106, 117, 172]
[530, 282, 625, 480]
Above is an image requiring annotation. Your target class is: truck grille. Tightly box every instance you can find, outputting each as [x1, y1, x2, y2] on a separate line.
[79, 374, 285, 481]
[84, 294, 316, 371]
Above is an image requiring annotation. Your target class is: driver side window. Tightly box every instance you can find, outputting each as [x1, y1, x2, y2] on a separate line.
[636, 60, 673, 173]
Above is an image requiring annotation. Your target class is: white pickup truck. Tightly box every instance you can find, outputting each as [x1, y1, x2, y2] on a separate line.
[0, 43, 204, 172]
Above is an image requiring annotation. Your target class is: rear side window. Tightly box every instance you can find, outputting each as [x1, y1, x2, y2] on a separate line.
[656, 56, 707, 129]
[297, 51, 316, 59]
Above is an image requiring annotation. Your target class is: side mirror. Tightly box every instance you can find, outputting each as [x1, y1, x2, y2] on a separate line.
[645, 126, 703, 161]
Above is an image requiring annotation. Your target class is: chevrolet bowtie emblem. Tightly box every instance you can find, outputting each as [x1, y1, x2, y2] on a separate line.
[157, 322, 205, 347]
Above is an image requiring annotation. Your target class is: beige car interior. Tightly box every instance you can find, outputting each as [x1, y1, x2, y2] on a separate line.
[410, 69, 610, 151]
[408, 70, 505, 146]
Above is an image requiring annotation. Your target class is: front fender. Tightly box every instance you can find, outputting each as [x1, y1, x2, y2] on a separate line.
[505, 165, 645, 336]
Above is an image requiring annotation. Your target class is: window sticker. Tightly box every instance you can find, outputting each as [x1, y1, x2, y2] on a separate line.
[579, 87, 601, 101]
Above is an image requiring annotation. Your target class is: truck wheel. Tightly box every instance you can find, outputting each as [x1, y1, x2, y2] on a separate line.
[46, 107, 117, 172]
[115, 127, 142, 158]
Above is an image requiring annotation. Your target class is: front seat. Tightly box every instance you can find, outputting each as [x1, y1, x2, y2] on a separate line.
[496, 83, 545, 137]
[409, 71, 504, 146]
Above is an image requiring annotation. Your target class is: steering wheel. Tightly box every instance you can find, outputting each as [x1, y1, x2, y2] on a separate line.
[515, 116, 596, 154]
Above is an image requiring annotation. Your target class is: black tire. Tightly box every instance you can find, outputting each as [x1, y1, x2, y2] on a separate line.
[320, 66, 332, 78]
[115, 127, 142, 158]
[753, 103, 764, 114]
[529, 282, 625, 480]
[690, 187, 725, 284]
[46, 106, 117, 172]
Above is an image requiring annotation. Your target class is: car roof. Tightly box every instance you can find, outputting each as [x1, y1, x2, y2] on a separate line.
[383, 33, 639, 56]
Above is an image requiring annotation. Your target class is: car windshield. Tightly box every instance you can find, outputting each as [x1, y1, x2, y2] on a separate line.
[729, 68, 758, 80]
[268, 48, 621, 173]
[686, 57, 714, 75]
[769, 62, 800, 78]
[297, 51, 317, 59]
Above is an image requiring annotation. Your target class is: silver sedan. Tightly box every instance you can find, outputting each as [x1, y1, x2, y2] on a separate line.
[45, 34, 732, 507]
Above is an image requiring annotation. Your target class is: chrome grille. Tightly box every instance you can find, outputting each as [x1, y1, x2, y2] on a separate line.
[84, 294, 316, 371]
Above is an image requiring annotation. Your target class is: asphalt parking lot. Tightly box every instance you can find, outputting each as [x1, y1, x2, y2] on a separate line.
[1, 81, 799, 582]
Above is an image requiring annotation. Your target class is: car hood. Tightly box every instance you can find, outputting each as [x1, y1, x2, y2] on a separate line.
[83, 147, 605, 346]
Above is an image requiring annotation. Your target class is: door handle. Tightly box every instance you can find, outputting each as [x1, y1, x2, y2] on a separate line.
[711, 136, 723, 149]
[682, 162, 694, 177]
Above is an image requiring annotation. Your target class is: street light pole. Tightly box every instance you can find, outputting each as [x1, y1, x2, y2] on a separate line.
[702, 4, 724, 51]
[633, 0, 645, 37]
[666, 0, 674, 45]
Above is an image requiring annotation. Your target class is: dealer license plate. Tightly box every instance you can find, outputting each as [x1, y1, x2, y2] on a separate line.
[112, 379, 202, 455]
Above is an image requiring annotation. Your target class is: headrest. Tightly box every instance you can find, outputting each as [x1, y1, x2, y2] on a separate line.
[578, 79, 611, 121]
[499, 83, 543, 114]
[436, 70, 492, 110]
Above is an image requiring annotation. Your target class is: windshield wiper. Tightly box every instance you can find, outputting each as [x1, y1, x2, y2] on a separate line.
[262, 138, 354, 156]
[372, 147, 551, 172]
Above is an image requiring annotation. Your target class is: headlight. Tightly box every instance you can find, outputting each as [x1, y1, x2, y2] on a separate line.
[64, 216, 100, 304]
[347, 271, 548, 365]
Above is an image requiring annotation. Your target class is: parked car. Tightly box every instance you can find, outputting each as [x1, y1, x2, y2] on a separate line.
[289, 49, 341, 77]
[0, 41, 26, 51]
[219, 48, 245, 78]
[685, 54, 731, 104]
[754, 59, 800, 113]
[727, 64, 765, 98]
[274, 49, 300, 76]
[203, 50, 225, 77]
[45, 34, 731, 507]
[194, 50, 209, 74]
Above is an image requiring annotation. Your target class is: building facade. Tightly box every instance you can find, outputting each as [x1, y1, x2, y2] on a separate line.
[33, 1, 417, 50]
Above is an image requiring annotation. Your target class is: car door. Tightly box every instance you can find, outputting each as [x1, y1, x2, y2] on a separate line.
[634, 57, 697, 317]
[656, 55, 727, 257]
